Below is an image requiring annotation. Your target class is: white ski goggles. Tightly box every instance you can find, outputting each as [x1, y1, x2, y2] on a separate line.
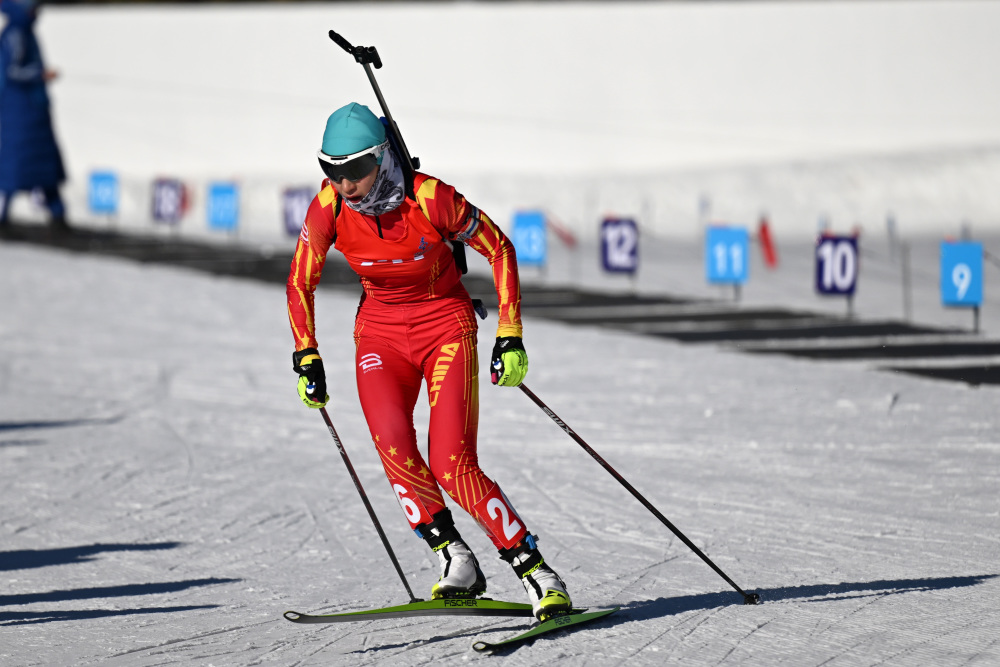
[316, 141, 388, 182]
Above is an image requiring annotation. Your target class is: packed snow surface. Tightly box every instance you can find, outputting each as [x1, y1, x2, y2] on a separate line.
[1, 237, 998, 665]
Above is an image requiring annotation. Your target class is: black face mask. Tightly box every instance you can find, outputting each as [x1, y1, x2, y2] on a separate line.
[317, 152, 379, 183]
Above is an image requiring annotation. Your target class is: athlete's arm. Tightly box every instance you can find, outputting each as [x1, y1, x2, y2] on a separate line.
[286, 183, 338, 351]
[459, 207, 523, 338]
[444, 200, 522, 338]
[413, 176, 523, 338]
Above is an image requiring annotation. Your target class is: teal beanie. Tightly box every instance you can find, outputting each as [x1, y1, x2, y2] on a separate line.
[321, 103, 386, 158]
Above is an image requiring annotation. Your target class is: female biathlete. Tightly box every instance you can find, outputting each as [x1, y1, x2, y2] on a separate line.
[285, 102, 571, 620]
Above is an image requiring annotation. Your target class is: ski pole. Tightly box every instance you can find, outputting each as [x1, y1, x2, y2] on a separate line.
[517, 384, 760, 605]
[319, 407, 421, 603]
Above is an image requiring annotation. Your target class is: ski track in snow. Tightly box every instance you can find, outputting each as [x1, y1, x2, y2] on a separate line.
[2, 242, 999, 665]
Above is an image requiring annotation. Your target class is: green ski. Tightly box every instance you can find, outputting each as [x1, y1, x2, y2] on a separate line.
[472, 607, 619, 653]
[284, 597, 535, 624]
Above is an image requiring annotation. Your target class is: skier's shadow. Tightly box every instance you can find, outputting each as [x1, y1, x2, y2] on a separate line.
[0, 415, 125, 447]
[0, 542, 240, 625]
[0, 604, 221, 626]
[0, 438, 46, 447]
[0, 415, 124, 433]
[623, 573, 999, 621]
[0, 542, 182, 571]
[0, 577, 240, 626]
[347, 624, 505, 656]
[347, 611, 624, 656]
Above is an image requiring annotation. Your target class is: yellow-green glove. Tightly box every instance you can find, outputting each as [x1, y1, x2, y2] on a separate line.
[490, 337, 528, 387]
[293, 348, 329, 408]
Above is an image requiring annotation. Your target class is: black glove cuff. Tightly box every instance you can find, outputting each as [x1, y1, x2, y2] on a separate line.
[491, 337, 525, 368]
[492, 336, 525, 357]
[293, 348, 322, 374]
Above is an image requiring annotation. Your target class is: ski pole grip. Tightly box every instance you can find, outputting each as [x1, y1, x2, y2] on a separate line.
[328, 30, 354, 54]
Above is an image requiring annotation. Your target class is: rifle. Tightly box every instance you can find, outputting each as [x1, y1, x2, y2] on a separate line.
[328, 30, 469, 274]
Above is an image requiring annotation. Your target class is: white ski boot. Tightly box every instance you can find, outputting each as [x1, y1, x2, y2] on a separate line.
[419, 509, 487, 599]
[500, 537, 572, 621]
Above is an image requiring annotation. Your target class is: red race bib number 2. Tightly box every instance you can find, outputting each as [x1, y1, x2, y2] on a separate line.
[473, 486, 527, 549]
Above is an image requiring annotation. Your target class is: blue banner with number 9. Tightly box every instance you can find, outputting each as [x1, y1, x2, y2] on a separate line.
[940, 241, 983, 306]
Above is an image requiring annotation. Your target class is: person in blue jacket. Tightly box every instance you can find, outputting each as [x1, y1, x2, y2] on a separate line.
[0, 0, 68, 231]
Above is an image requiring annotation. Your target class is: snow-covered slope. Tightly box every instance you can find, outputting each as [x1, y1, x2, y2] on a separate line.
[1, 239, 997, 664]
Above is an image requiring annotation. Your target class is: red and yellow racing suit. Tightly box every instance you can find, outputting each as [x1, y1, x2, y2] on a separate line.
[286, 173, 529, 549]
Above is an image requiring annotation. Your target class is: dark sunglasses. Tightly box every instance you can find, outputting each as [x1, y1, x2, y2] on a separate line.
[316, 142, 386, 182]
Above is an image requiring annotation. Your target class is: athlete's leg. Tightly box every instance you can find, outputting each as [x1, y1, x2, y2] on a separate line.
[418, 304, 572, 617]
[355, 325, 446, 529]
[421, 307, 529, 551]
[356, 314, 486, 598]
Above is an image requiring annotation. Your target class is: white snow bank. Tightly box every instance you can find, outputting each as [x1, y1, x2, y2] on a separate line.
[10, 0, 1000, 240]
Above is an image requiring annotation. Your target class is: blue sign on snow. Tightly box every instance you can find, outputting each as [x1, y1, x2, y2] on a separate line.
[940, 241, 983, 306]
[815, 235, 859, 296]
[207, 182, 239, 231]
[88, 171, 119, 215]
[283, 186, 314, 237]
[512, 210, 547, 266]
[601, 217, 639, 274]
[705, 226, 749, 284]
